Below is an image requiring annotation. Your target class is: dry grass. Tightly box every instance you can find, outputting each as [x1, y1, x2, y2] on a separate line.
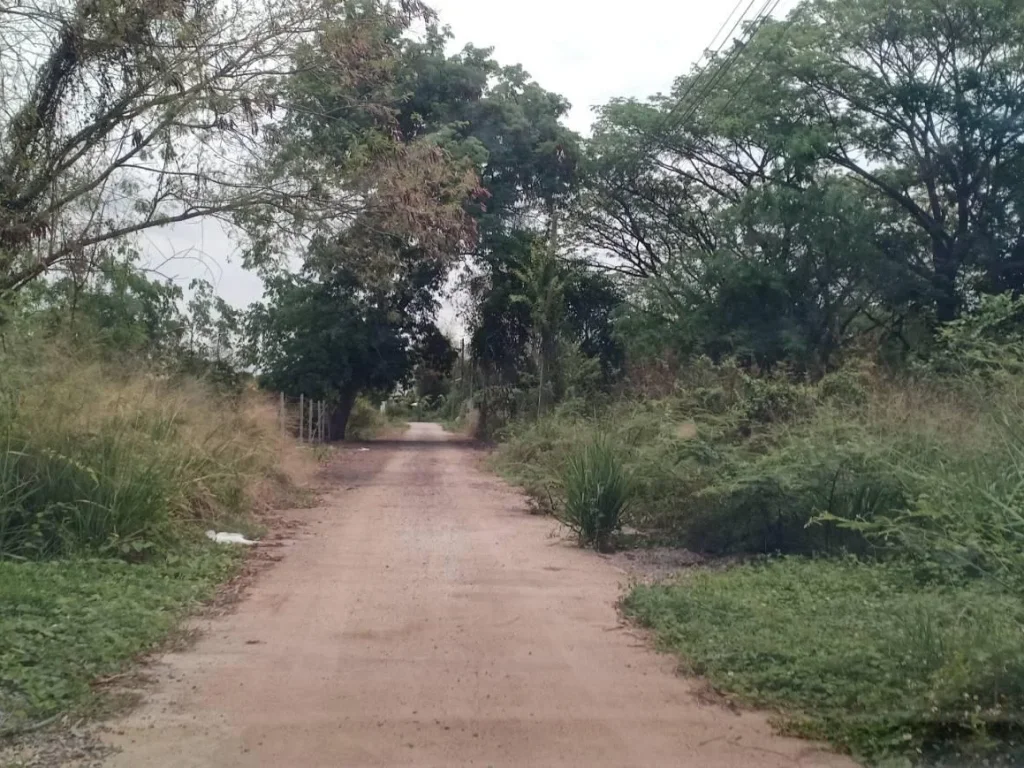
[0, 353, 314, 558]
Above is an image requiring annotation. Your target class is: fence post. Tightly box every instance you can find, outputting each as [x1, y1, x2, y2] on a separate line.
[318, 401, 324, 443]
[298, 393, 304, 441]
[308, 398, 313, 443]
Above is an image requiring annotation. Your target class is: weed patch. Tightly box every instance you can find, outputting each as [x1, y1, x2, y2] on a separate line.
[0, 353, 313, 735]
[625, 558, 1024, 765]
[0, 546, 241, 733]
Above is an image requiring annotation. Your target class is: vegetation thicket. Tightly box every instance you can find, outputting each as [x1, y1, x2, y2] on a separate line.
[4, 0, 1024, 761]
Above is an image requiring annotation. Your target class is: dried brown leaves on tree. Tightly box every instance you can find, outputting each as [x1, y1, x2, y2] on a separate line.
[0, 0, 478, 294]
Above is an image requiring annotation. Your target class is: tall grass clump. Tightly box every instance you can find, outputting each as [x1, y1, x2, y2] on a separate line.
[0, 353, 310, 561]
[558, 436, 632, 550]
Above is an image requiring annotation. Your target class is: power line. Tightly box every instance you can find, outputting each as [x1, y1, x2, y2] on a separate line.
[661, 0, 781, 137]
[704, 0, 756, 59]
[712, 1, 795, 122]
[653, 0, 763, 136]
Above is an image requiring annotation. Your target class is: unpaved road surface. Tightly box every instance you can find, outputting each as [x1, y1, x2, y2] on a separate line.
[106, 423, 853, 767]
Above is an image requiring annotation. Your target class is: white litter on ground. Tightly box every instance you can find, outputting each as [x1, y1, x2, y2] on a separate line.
[206, 530, 258, 546]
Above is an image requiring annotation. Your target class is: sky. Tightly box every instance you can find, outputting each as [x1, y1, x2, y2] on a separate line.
[143, 0, 798, 333]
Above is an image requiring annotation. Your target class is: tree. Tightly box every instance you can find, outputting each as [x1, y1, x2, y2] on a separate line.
[512, 246, 565, 415]
[411, 325, 457, 399]
[377, 28, 582, 382]
[768, 0, 1024, 321]
[581, 101, 915, 371]
[562, 268, 624, 380]
[575, 0, 1024, 369]
[22, 245, 185, 357]
[0, 0, 477, 295]
[246, 230, 449, 439]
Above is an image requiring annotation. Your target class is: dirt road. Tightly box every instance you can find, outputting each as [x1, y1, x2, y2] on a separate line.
[106, 423, 853, 767]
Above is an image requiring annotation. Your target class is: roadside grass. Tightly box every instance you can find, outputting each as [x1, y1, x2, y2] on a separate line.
[0, 546, 242, 733]
[493, 363, 1024, 762]
[0, 350, 312, 736]
[625, 558, 1024, 766]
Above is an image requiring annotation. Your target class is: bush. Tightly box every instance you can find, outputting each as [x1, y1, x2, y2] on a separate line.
[346, 397, 387, 440]
[734, 372, 813, 425]
[821, 383, 1024, 587]
[495, 361, 1024, 563]
[0, 357, 308, 561]
[559, 437, 631, 550]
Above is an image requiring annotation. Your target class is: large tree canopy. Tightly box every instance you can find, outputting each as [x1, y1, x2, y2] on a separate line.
[578, 0, 1024, 371]
[0, 0, 478, 295]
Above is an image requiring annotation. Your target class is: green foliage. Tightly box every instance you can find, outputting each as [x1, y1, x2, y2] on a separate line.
[0, 548, 240, 731]
[625, 558, 1024, 764]
[0, 356, 300, 561]
[392, 30, 593, 389]
[495, 361, 1024, 567]
[582, 0, 1024, 370]
[346, 398, 388, 441]
[820, 384, 1024, 588]
[0, 343, 307, 731]
[247, 269, 413, 401]
[496, 353, 1024, 760]
[6, 251, 247, 391]
[735, 372, 814, 425]
[932, 294, 1024, 376]
[559, 437, 631, 550]
[245, 260, 447, 438]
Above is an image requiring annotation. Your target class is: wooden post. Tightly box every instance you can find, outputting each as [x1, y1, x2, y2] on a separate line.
[299, 394, 304, 441]
[307, 398, 313, 444]
[318, 401, 324, 443]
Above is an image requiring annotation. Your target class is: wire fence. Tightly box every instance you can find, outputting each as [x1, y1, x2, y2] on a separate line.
[278, 393, 331, 443]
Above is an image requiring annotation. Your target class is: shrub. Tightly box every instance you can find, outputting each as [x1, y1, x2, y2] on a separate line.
[816, 367, 871, 406]
[495, 361, 1024, 562]
[346, 397, 387, 440]
[0, 358, 308, 561]
[821, 384, 1024, 588]
[559, 436, 632, 551]
[734, 372, 813, 425]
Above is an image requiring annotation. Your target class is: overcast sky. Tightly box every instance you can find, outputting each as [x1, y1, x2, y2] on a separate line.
[143, 0, 797, 333]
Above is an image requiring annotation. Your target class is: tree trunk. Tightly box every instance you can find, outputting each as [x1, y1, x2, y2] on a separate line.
[328, 389, 357, 442]
[536, 353, 545, 419]
[933, 242, 960, 323]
